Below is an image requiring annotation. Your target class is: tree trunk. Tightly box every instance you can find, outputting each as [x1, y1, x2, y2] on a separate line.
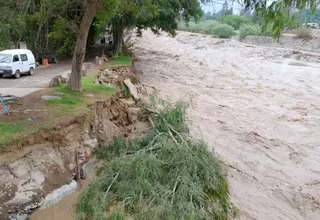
[114, 28, 124, 57]
[112, 19, 124, 57]
[68, 0, 102, 91]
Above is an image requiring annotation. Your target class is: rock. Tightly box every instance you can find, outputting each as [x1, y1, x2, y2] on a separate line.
[53, 91, 64, 96]
[7, 161, 30, 178]
[85, 93, 94, 98]
[49, 75, 68, 87]
[83, 161, 94, 177]
[104, 69, 112, 76]
[41, 96, 61, 101]
[40, 181, 78, 209]
[124, 78, 139, 100]
[5, 172, 45, 206]
[68, 163, 76, 171]
[84, 138, 98, 149]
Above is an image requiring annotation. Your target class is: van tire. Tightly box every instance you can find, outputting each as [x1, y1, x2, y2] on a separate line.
[29, 67, 34, 75]
[14, 70, 21, 79]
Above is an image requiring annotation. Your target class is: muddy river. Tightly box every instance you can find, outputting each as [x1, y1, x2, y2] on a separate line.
[133, 31, 320, 220]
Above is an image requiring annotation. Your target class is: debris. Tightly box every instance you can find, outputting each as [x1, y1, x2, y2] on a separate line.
[120, 98, 135, 107]
[41, 96, 61, 101]
[123, 78, 139, 100]
[49, 75, 68, 88]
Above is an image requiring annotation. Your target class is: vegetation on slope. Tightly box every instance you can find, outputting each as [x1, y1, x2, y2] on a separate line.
[77, 101, 231, 220]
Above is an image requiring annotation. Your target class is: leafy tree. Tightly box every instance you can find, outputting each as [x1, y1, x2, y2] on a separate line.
[244, 0, 320, 37]
[108, 0, 206, 56]
[219, 15, 252, 29]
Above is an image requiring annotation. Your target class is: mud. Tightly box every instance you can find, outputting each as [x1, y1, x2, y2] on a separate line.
[133, 31, 320, 220]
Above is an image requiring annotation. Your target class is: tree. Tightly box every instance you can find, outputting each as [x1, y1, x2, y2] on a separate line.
[68, 0, 103, 91]
[109, 0, 207, 56]
[243, 0, 320, 37]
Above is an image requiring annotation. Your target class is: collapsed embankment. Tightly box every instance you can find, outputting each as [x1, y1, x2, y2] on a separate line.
[0, 66, 150, 220]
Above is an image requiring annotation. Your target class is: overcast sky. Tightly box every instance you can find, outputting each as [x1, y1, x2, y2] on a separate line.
[201, 1, 244, 14]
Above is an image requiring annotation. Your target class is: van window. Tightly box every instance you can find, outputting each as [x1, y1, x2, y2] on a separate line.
[13, 55, 20, 62]
[0, 54, 11, 64]
[20, 54, 28, 61]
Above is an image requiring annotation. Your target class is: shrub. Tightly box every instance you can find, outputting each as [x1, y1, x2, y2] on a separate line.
[295, 26, 312, 39]
[211, 23, 235, 38]
[219, 15, 252, 30]
[178, 20, 219, 35]
[239, 24, 261, 39]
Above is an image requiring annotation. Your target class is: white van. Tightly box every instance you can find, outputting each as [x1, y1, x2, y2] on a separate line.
[0, 49, 36, 78]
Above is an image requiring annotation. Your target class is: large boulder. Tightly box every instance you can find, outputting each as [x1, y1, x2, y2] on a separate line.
[49, 75, 69, 88]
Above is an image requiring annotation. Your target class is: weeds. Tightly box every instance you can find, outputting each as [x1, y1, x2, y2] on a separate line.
[77, 101, 230, 220]
[295, 26, 312, 39]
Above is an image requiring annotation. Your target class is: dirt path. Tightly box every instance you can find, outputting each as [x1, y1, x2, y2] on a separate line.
[134, 31, 320, 220]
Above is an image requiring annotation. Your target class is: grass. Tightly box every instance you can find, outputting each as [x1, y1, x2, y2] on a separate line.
[48, 76, 118, 110]
[107, 56, 133, 67]
[0, 120, 33, 148]
[77, 101, 231, 220]
[83, 75, 118, 93]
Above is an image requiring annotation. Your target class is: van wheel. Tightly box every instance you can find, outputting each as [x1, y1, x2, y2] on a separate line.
[29, 67, 34, 75]
[14, 70, 21, 79]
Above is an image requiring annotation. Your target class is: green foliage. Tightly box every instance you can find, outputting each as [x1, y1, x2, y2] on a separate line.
[48, 19, 76, 56]
[211, 23, 236, 38]
[219, 15, 252, 30]
[78, 102, 230, 220]
[178, 20, 220, 34]
[295, 26, 313, 39]
[239, 24, 261, 39]
[244, 0, 318, 38]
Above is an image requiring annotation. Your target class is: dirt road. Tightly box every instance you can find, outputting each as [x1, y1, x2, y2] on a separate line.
[134, 31, 320, 220]
[0, 61, 71, 89]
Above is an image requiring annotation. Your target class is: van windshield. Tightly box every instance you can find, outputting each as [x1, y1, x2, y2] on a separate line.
[0, 54, 12, 64]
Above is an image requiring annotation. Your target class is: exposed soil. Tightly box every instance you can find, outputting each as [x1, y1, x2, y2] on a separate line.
[0, 66, 150, 219]
[133, 31, 320, 220]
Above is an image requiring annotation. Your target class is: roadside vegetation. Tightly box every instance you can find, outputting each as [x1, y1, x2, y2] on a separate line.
[77, 101, 232, 220]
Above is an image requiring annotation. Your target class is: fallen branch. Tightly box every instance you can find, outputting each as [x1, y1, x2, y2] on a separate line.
[103, 172, 120, 201]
